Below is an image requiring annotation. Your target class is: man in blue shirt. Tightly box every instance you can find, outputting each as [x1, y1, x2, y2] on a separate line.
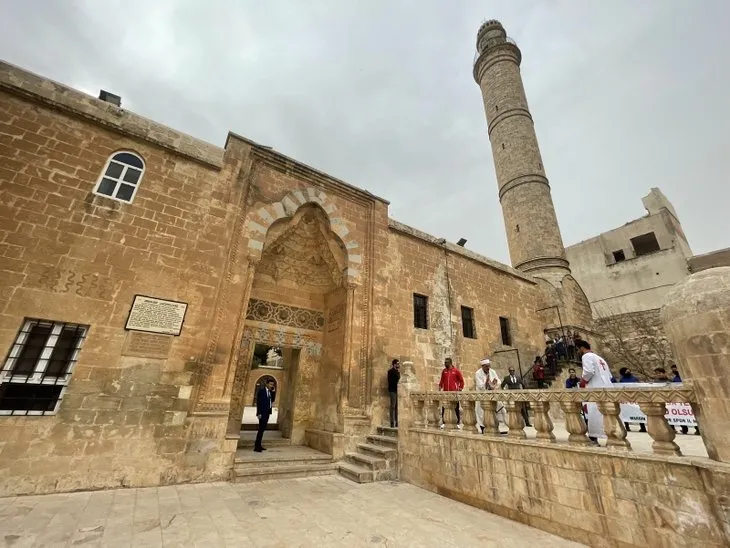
[565, 368, 580, 388]
[619, 367, 640, 383]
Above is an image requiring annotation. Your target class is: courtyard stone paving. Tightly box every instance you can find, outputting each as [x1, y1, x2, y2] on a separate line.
[0, 476, 585, 547]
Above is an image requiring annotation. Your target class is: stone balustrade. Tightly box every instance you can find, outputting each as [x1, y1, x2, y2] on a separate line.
[409, 385, 699, 458]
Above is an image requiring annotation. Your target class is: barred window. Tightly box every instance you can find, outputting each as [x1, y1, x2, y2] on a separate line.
[413, 294, 429, 329]
[461, 306, 476, 339]
[93, 151, 145, 203]
[0, 319, 88, 416]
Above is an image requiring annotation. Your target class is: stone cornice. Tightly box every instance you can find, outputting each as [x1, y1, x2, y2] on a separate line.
[244, 141, 390, 207]
[388, 219, 536, 284]
[0, 60, 224, 169]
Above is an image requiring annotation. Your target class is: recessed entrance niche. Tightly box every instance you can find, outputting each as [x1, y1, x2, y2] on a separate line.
[228, 203, 352, 446]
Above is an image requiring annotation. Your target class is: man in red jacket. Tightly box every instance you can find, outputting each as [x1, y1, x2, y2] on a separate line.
[439, 357, 465, 430]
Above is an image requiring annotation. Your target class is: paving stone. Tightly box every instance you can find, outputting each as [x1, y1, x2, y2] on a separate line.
[0, 477, 584, 547]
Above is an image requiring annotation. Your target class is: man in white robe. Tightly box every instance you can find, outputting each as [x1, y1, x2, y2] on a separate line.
[577, 340, 614, 443]
[474, 358, 501, 433]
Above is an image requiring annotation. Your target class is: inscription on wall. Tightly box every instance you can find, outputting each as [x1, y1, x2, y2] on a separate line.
[25, 266, 114, 300]
[246, 299, 325, 331]
[125, 295, 188, 336]
[122, 331, 173, 359]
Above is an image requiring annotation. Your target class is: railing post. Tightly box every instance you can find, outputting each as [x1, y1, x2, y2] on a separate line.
[441, 398, 457, 430]
[598, 402, 632, 451]
[427, 399, 440, 428]
[560, 402, 590, 445]
[532, 401, 556, 442]
[639, 402, 681, 456]
[505, 401, 526, 439]
[482, 400, 500, 436]
[412, 398, 425, 428]
[461, 397, 477, 432]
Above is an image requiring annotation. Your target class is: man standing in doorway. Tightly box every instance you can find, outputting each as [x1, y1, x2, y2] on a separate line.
[439, 358, 465, 430]
[254, 379, 275, 452]
[387, 359, 401, 428]
[577, 340, 614, 445]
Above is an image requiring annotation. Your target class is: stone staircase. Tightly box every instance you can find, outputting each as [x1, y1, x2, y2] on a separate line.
[338, 426, 398, 483]
[233, 446, 338, 483]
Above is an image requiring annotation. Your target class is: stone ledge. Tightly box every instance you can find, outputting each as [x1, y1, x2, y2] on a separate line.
[0, 60, 224, 169]
[388, 219, 536, 284]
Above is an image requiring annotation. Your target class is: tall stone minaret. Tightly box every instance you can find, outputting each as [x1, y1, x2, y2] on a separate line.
[473, 20, 570, 282]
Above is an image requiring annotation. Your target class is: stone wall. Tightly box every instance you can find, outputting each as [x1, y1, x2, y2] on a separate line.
[596, 308, 673, 378]
[371, 221, 545, 427]
[0, 84, 242, 495]
[399, 429, 729, 547]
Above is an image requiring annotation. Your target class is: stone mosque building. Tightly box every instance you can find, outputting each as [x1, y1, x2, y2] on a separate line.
[1, 20, 597, 495]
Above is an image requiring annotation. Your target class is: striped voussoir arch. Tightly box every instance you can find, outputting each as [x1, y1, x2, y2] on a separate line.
[246, 187, 362, 284]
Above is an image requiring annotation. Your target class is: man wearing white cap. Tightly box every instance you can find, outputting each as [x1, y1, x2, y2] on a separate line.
[474, 358, 500, 434]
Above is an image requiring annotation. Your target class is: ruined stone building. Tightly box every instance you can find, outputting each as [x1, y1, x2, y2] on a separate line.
[566, 188, 730, 375]
[0, 20, 594, 495]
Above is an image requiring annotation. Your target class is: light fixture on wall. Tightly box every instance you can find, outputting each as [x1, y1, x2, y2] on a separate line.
[457, 238, 467, 247]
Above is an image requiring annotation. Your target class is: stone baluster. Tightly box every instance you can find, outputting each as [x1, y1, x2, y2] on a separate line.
[412, 398, 426, 428]
[481, 400, 500, 436]
[441, 399, 457, 430]
[560, 402, 590, 445]
[598, 402, 632, 450]
[639, 402, 681, 456]
[505, 401, 526, 439]
[426, 399, 440, 428]
[461, 398, 477, 432]
[532, 401, 556, 442]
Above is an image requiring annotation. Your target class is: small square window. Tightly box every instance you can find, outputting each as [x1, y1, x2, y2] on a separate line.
[1, 319, 88, 416]
[413, 294, 428, 330]
[461, 306, 476, 339]
[631, 232, 661, 256]
[612, 250, 626, 262]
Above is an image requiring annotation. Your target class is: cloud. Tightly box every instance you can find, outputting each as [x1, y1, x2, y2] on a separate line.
[1, 0, 728, 263]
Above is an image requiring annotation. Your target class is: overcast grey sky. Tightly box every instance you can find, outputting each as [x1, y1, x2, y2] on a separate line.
[1, 1, 728, 264]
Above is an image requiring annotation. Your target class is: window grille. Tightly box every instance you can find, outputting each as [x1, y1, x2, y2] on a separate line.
[0, 319, 88, 416]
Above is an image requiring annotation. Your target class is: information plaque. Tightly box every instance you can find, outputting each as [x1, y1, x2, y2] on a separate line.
[125, 295, 188, 336]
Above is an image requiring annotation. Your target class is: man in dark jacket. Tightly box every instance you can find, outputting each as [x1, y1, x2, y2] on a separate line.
[501, 367, 531, 427]
[254, 379, 275, 452]
[387, 359, 401, 427]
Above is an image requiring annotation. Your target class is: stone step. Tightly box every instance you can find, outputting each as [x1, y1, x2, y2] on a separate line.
[345, 451, 387, 470]
[237, 437, 292, 449]
[376, 426, 399, 438]
[366, 434, 398, 448]
[357, 442, 397, 460]
[234, 452, 333, 469]
[338, 462, 374, 484]
[233, 463, 338, 483]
